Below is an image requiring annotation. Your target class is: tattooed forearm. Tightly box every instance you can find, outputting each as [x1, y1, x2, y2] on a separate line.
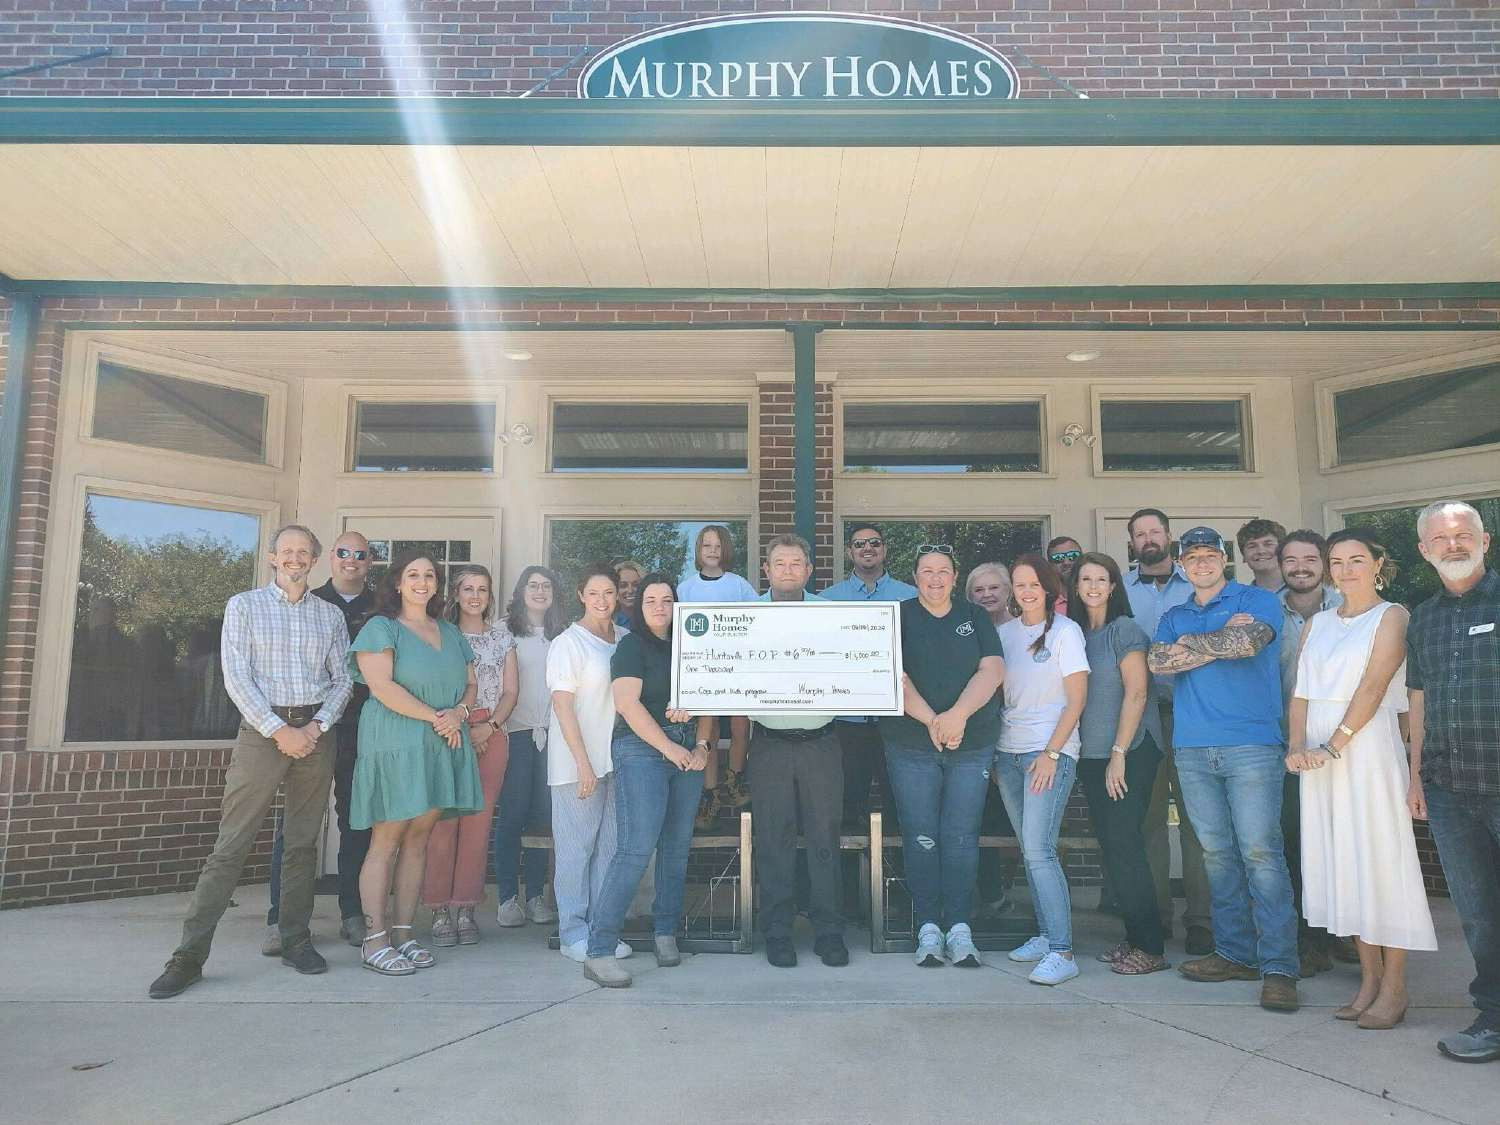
[1148, 642, 1217, 674]
[1179, 622, 1274, 661]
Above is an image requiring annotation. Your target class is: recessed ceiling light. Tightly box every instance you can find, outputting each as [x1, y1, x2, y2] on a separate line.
[504, 350, 533, 361]
[1065, 350, 1100, 363]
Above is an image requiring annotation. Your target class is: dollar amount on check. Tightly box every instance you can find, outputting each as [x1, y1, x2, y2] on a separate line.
[671, 602, 904, 716]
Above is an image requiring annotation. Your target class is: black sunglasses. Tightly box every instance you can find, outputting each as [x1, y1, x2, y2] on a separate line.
[849, 536, 884, 549]
[334, 547, 368, 561]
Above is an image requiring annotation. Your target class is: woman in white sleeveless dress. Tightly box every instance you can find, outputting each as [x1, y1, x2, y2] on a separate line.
[1287, 528, 1437, 1031]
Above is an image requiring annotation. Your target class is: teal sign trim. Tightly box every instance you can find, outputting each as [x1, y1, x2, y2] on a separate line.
[578, 13, 1019, 101]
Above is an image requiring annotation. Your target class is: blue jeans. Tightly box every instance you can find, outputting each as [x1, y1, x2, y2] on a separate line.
[1424, 784, 1500, 1025]
[587, 724, 700, 958]
[1174, 744, 1298, 978]
[883, 736, 991, 928]
[492, 729, 551, 903]
[995, 751, 1077, 953]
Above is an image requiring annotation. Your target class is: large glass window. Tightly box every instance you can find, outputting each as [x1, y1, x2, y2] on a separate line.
[92, 360, 268, 464]
[842, 402, 1042, 473]
[352, 401, 496, 472]
[1098, 399, 1248, 472]
[65, 494, 260, 742]
[363, 537, 471, 587]
[548, 519, 752, 598]
[1344, 497, 1500, 609]
[551, 402, 749, 472]
[846, 519, 1046, 587]
[1333, 363, 1500, 466]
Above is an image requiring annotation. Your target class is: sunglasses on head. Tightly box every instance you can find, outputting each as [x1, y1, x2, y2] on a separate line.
[1048, 549, 1082, 563]
[849, 536, 884, 549]
[917, 543, 955, 556]
[334, 547, 368, 561]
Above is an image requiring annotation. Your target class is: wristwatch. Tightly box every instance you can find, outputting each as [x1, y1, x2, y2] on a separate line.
[313, 720, 327, 736]
[1045, 749, 1061, 761]
[1109, 745, 1127, 757]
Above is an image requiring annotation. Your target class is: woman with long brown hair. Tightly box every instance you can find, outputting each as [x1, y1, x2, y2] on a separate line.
[349, 550, 483, 976]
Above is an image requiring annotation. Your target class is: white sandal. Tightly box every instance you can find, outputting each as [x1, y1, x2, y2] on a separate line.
[391, 924, 436, 968]
[361, 930, 416, 977]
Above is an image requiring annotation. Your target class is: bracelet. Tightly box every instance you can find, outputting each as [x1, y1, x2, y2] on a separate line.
[1319, 741, 1342, 760]
[1110, 745, 1127, 756]
[1336, 723, 1355, 739]
[694, 740, 711, 750]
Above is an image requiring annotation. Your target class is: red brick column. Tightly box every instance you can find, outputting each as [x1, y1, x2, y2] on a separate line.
[757, 378, 834, 588]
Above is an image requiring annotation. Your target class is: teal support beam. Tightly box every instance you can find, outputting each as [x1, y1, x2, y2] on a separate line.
[0, 293, 40, 652]
[790, 324, 821, 568]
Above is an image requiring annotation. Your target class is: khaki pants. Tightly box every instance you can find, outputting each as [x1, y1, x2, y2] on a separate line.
[175, 724, 334, 964]
[1143, 710, 1212, 933]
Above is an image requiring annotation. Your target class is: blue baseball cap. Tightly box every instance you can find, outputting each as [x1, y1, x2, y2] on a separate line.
[1178, 526, 1227, 555]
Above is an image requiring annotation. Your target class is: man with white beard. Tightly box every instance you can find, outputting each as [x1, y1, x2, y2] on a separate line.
[1405, 500, 1500, 1064]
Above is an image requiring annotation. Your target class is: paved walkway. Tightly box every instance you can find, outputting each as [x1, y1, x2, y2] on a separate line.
[0, 887, 1492, 1124]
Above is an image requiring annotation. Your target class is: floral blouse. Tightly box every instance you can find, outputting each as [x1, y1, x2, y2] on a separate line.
[462, 621, 516, 714]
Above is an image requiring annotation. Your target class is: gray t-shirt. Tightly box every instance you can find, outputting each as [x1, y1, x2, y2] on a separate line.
[1079, 616, 1162, 759]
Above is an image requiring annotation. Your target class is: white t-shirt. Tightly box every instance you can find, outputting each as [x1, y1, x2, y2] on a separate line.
[676, 571, 758, 602]
[545, 622, 626, 786]
[997, 615, 1090, 758]
[504, 625, 553, 743]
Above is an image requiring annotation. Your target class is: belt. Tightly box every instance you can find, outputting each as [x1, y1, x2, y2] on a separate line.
[271, 703, 323, 728]
[753, 721, 834, 743]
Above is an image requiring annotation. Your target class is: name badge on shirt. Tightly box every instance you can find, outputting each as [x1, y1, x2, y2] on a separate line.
[1470, 622, 1496, 636]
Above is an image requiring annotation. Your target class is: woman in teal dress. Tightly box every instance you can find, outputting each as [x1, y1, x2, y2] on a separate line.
[351, 550, 483, 977]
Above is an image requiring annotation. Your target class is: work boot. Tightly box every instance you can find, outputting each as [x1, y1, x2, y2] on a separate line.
[148, 954, 202, 999]
[1260, 973, 1299, 1012]
[1179, 952, 1260, 983]
[280, 938, 328, 975]
[583, 956, 632, 988]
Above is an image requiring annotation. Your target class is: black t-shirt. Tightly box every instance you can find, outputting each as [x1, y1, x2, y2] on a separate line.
[883, 596, 1003, 753]
[312, 579, 374, 729]
[610, 629, 674, 732]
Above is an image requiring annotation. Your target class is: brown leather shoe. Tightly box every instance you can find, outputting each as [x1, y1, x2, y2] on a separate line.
[1260, 973, 1300, 1012]
[1179, 952, 1260, 983]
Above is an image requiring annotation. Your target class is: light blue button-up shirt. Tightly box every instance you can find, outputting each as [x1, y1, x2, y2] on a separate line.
[820, 571, 915, 722]
[1124, 565, 1194, 702]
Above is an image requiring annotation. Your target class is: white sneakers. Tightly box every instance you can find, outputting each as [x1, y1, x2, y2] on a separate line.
[560, 939, 632, 962]
[496, 896, 527, 928]
[1028, 951, 1080, 986]
[1007, 935, 1051, 963]
[525, 895, 558, 924]
[915, 922, 945, 967]
[944, 924, 982, 968]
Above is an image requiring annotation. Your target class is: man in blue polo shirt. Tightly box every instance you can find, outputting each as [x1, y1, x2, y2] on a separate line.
[1149, 526, 1299, 1013]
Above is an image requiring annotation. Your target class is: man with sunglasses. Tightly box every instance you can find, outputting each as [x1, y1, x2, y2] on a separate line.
[822, 525, 917, 835]
[262, 530, 376, 955]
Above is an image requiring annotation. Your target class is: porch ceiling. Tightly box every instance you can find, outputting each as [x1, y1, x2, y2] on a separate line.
[0, 141, 1496, 289]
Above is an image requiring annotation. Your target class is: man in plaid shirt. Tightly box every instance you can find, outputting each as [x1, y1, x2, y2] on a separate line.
[1406, 500, 1500, 1063]
[149, 524, 353, 999]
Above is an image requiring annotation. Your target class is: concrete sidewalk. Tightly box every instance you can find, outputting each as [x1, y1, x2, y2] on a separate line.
[0, 887, 1492, 1125]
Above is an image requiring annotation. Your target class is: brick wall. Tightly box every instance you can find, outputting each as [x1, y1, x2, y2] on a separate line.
[757, 380, 835, 587]
[4, 291, 1496, 905]
[1, 1, 1496, 99]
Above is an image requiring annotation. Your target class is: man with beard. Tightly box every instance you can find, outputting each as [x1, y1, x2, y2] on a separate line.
[1123, 508, 1213, 955]
[1406, 500, 1500, 1063]
[149, 525, 353, 998]
[1276, 530, 1347, 975]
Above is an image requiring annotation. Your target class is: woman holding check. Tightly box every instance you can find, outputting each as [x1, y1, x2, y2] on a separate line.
[880, 546, 1005, 969]
[581, 573, 715, 988]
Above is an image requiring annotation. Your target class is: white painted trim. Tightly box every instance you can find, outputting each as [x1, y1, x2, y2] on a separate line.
[1321, 479, 1500, 532]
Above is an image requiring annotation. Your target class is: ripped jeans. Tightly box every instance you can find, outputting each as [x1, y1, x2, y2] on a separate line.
[883, 736, 992, 929]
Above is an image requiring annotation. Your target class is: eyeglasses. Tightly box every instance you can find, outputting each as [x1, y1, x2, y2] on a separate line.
[524, 581, 553, 593]
[334, 548, 368, 561]
[849, 537, 884, 549]
[1048, 549, 1082, 564]
[917, 543, 954, 556]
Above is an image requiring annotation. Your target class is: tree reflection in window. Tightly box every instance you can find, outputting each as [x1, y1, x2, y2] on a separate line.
[66, 494, 260, 742]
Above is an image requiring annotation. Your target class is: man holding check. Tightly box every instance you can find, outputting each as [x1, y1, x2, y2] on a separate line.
[750, 533, 850, 969]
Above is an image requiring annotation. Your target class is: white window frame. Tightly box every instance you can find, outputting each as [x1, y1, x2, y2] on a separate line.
[541, 507, 761, 587]
[542, 385, 757, 480]
[1090, 382, 1262, 478]
[829, 507, 1054, 585]
[32, 475, 280, 752]
[834, 380, 1055, 480]
[80, 340, 287, 472]
[1321, 479, 1500, 535]
[341, 383, 508, 478]
[1314, 345, 1500, 474]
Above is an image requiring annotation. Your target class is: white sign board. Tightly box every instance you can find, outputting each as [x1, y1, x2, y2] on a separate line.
[670, 601, 904, 716]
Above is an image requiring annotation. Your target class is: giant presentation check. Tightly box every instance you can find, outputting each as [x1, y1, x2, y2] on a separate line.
[670, 601, 904, 716]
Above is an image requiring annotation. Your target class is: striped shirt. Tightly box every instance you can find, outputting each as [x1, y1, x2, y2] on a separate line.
[221, 581, 354, 737]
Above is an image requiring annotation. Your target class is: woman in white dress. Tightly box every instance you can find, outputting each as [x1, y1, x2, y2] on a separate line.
[1287, 528, 1436, 1031]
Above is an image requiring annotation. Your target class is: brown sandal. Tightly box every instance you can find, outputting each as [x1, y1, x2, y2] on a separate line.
[1111, 948, 1170, 975]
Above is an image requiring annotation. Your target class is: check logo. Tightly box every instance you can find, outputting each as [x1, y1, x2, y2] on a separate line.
[955, 621, 975, 637]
